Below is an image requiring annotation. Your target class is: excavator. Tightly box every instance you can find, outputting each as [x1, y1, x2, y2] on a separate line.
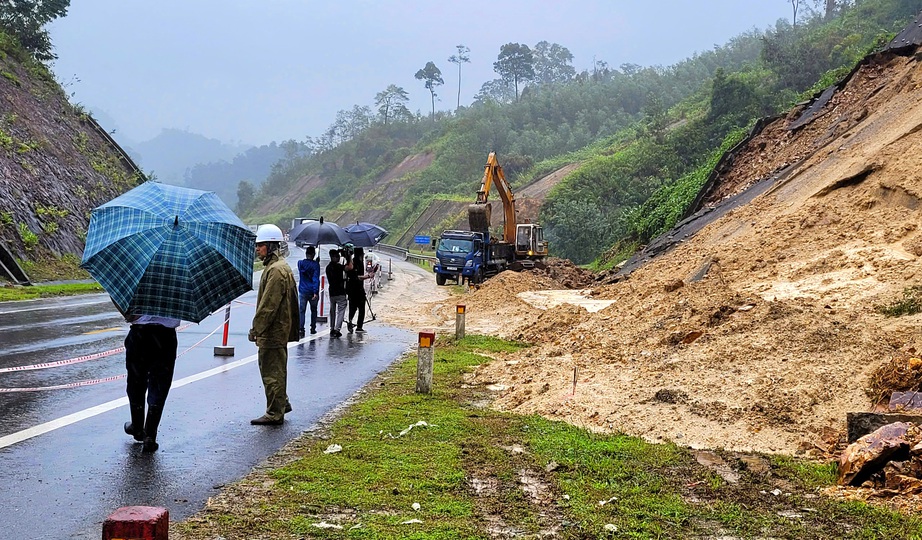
[433, 152, 548, 285]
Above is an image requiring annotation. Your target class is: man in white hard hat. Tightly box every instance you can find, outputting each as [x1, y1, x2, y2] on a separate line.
[248, 224, 298, 425]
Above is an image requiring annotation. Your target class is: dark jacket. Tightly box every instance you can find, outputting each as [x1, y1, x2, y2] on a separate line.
[326, 260, 347, 296]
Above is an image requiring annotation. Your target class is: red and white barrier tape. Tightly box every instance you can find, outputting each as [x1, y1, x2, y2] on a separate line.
[0, 347, 126, 374]
[0, 374, 127, 393]
[0, 314, 232, 392]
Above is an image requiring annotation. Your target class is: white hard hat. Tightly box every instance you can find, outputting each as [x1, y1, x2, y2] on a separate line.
[255, 224, 284, 243]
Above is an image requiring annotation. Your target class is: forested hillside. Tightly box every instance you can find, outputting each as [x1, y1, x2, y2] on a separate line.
[242, 0, 922, 266]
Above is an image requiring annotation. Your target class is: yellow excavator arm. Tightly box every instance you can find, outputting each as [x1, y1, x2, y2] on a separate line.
[471, 152, 516, 243]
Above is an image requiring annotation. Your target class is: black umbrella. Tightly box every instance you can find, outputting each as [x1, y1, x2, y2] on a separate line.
[343, 222, 389, 247]
[290, 217, 351, 246]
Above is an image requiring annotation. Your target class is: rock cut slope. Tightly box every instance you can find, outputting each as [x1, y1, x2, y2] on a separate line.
[451, 35, 922, 456]
[0, 35, 142, 267]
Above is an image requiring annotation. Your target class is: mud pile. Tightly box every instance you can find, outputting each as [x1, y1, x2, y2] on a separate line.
[436, 49, 922, 458]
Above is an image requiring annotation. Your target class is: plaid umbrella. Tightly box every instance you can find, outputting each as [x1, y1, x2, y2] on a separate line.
[289, 217, 351, 246]
[81, 182, 256, 323]
[343, 222, 389, 247]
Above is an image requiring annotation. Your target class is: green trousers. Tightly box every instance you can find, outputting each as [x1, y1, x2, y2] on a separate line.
[257, 346, 289, 420]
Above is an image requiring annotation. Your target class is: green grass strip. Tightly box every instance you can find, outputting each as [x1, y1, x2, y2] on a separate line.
[0, 282, 103, 302]
[173, 335, 922, 540]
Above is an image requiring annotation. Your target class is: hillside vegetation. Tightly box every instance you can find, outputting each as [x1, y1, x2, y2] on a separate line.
[242, 0, 921, 268]
[0, 26, 143, 280]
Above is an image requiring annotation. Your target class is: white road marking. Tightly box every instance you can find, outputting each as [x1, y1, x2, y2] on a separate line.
[0, 331, 328, 449]
[0, 298, 108, 315]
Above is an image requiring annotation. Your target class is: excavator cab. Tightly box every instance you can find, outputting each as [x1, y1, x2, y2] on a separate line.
[514, 224, 548, 260]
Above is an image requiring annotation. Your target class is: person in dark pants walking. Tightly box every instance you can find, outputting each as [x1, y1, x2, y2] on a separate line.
[122, 314, 180, 452]
[326, 248, 349, 338]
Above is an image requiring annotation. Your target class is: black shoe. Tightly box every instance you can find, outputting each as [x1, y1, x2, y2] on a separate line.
[124, 421, 144, 442]
[310, 328, 317, 334]
[142, 404, 164, 452]
[299, 329, 305, 340]
[285, 403, 293, 413]
[347, 322, 354, 333]
[125, 404, 146, 442]
[142, 437, 159, 452]
[250, 415, 284, 426]
[330, 330, 342, 338]
[356, 327, 365, 333]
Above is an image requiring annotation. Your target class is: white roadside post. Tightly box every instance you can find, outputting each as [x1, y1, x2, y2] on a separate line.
[416, 331, 435, 394]
[455, 304, 466, 339]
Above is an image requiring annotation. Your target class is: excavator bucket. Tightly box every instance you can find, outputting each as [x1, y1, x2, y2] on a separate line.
[468, 203, 491, 233]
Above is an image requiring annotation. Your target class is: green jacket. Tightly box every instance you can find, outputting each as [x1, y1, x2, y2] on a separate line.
[249, 251, 299, 347]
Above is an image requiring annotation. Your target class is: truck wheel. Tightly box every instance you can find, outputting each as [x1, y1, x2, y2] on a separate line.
[474, 269, 485, 284]
[436, 273, 446, 286]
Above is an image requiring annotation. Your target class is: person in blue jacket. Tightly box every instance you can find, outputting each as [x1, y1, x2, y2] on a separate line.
[297, 245, 321, 339]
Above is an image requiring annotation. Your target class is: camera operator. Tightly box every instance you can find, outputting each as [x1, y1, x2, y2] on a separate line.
[345, 245, 370, 333]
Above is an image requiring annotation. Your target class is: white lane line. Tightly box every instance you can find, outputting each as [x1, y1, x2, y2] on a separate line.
[0, 298, 109, 315]
[0, 331, 328, 449]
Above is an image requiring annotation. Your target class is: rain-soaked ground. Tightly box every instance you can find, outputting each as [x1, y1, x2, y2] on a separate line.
[0, 250, 414, 540]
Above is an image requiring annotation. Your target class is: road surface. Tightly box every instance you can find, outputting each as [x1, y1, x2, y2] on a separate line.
[0, 247, 417, 539]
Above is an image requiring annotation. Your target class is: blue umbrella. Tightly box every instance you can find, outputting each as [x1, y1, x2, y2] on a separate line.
[343, 222, 389, 247]
[290, 217, 351, 246]
[81, 182, 256, 323]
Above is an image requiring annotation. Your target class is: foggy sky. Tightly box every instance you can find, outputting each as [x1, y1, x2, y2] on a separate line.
[48, 1, 793, 147]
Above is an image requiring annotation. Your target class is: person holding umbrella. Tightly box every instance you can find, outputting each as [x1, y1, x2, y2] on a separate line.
[297, 245, 320, 338]
[248, 224, 299, 425]
[325, 247, 349, 338]
[122, 313, 180, 452]
[81, 181, 258, 449]
[346, 246, 371, 333]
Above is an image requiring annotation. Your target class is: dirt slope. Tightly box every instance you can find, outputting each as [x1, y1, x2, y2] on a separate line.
[408, 49, 922, 457]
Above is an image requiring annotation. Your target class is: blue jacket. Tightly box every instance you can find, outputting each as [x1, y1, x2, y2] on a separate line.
[297, 258, 320, 295]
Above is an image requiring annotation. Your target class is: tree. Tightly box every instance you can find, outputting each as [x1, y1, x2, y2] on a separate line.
[789, 0, 803, 27]
[447, 44, 470, 111]
[414, 61, 443, 118]
[473, 78, 514, 104]
[493, 43, 534, 101]
[0, 0, 69, 61]
[374, 84, 410, 126]
[236, 180, 255, 214]
[532, 41, 575, 85]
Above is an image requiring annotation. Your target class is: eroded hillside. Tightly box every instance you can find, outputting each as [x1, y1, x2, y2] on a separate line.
[0, 35, 142, 274]
[424, 42, 922, 457]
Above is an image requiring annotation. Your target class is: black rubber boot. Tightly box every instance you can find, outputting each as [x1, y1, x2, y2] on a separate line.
[142, 404, 164, 452]
[123, 404, 145, 442]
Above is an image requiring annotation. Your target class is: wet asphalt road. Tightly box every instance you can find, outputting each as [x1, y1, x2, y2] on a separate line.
[0, 249, 414, 539]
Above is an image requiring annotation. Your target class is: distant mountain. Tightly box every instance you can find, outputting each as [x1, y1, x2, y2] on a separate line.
[182, 142, 288, 208]
[132, 128, 251, 185]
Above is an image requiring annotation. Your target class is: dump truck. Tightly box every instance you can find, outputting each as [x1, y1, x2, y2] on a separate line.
[433, 152, 548, 285]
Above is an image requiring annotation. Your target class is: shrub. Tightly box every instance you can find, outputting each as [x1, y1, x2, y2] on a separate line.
[18, 222, 37, 249]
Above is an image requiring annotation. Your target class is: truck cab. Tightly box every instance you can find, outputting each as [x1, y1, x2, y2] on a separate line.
[433, 230, 485, 285]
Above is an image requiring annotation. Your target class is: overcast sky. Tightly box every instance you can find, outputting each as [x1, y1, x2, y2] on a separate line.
[48, 1, 793, 147]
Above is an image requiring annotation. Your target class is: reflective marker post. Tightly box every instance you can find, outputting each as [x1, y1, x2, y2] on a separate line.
[455, 305, 466, 339]
[317, 275, 328, 323]
[213, 304, 234, 356]
[416, 331, 435, 394]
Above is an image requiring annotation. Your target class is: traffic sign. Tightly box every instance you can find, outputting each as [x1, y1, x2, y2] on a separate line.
[414, 235, 431, 244]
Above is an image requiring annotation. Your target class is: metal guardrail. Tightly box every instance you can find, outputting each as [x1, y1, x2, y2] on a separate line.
[374, 243, 437, 267]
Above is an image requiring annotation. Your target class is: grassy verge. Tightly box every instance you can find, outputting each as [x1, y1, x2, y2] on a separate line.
[173, 335, 922, 539]
[0, 282, 103, 301]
